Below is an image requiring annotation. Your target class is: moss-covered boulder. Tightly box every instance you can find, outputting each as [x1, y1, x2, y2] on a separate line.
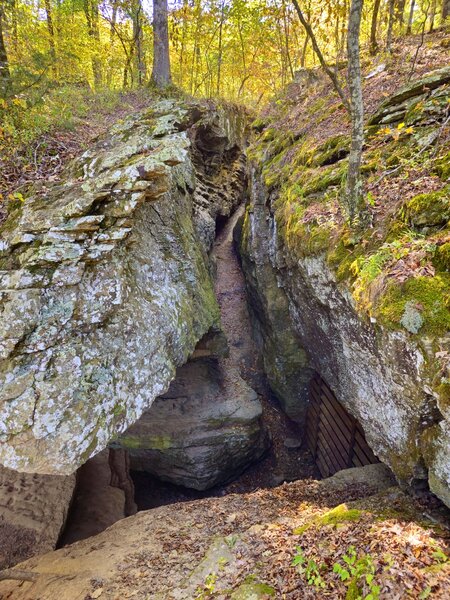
[401, 186, 450, 228]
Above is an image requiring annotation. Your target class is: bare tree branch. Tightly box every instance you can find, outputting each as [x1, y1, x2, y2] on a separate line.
[0, 569, 38, 582]
[291, 0, 350, 113]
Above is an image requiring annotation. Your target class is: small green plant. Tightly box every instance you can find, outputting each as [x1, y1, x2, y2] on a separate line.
[431, 546, 448, 565]
[333, 546, 380, 600]
[292, 545, 384, 599]
[195, 571, 217, 599]
[292, 547, 326, 589]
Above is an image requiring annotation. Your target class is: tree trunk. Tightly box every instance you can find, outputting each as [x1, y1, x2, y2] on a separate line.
[443, 0, 450, 20]
[179, 0, 189, 86]
[216, 0, 225, 95]
[106, 0, 118, 87]
[291, 0, 350, 112]
[44, 0, 57, 77]
[386, 0, 395, 52]
[0, 6, 11, 97]
[406, 0, 416, 34]
[84, 0, 102, 89]
[429, 0, 437, 31]
[346, 0, 366, 226]
[370, 0, 382, 54]
[11, 0, 18, 54]
[395, 0, 407, 27]
[151, 0, 171, 88]
[132, 0, 146, 86]
[281, 0, 294, 79]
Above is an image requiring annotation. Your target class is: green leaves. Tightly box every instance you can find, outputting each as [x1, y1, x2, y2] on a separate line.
[293, 544, 382, 599]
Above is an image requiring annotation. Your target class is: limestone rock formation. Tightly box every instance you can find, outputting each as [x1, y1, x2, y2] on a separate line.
[0, 466, 75, 569]
[239, 68, 450, 508]
[121, 357, 269, 490]
[0, 98, 248, 475]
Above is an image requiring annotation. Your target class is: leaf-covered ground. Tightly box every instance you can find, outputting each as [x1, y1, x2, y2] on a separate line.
[0, 470, 448, 599]
[0, 89, 152, 226]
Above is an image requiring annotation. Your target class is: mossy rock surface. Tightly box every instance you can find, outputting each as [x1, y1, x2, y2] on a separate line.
[401, 186, 450, 228]
[376, 275, 450, 335]
[294, 504, 364, 535]
[231, 581, 276, 599]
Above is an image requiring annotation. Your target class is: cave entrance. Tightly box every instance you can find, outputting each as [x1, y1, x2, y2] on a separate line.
[306, 374, 380, 478]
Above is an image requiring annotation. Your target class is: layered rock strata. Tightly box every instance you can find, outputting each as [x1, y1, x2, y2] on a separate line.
[0, 98, 249, 475]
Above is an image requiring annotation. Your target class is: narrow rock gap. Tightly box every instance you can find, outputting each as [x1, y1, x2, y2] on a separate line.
[130, 204, 319, 512]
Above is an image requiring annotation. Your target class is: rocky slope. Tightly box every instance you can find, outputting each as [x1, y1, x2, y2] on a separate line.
[240, 62, 450, 507]
[0, 98, 257, 475]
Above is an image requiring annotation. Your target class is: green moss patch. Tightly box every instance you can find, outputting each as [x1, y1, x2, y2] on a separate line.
[294, 504, 364, 535]
[231, 579, 276, 599]
[401, 186, 450, 228]
[376, 275, 450, 335]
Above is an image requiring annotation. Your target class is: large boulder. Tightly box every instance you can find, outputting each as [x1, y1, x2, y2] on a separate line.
[0, 99, 247, 475]
[121, 358, 269, 490]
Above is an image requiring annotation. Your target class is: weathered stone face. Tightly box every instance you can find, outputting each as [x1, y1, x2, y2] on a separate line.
[121, 358, 269, 490]
[0, 465, 75, 569]
[0, 99, 247, 475]
[239, 167, 450, 508]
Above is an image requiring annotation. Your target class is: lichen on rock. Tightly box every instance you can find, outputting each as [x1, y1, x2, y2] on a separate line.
[0, 98, 248, 475]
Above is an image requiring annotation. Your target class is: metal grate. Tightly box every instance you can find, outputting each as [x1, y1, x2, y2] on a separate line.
[306, 374, 380, 478]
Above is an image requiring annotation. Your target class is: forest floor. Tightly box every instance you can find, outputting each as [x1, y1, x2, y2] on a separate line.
[0, 89, 152, 226]
[1, 473, 449, 599]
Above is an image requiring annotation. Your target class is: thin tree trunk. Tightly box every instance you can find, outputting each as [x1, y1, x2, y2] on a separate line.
[300, 32, 309, 67]
[216, 0, 225, 95]
[106, 0, 118, 87]
[386, 0, 395, 52]
[407, 0, 416, 33]
[429, 0, 437, 31]
[346, 0, 366, 226]
[443, 0, 450, 20]
[396, 0, 407, 27]
[179, 0, 189, 86]
[44, 0, 57, 77]
[132, 0, 146, 86]
[237, 19, 247, 96]
[281, 0, 295, 79]
[11, 0, 18, 54]
[340, 0, 348, 55]
[370, 0, 382, 54]
[0, 5, 11, 97]
[151, 0, 171, 88]
[291, 0, 350, 112]
[84, 0, 102, 89]
[190, 0, 202, 94]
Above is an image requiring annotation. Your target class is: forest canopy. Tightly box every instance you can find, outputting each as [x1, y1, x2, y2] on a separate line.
[0, 0, 448, 208]
[0, 0, 449, 104]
